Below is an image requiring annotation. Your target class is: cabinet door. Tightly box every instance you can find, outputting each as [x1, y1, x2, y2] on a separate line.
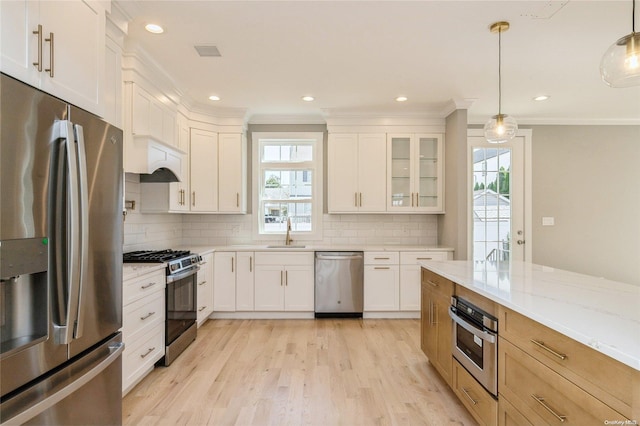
[39, 0, 105, 116]
[364, 265, 399, 311]
[253, 265, 284, 311]
[434, 291, 453, 384]
[190, 129, 218, 212]
[236, 252, 255, 311]
[283, 265, 314, 311]
[400, 265, 421, 311]
[176, 113, 190, 153]
[218, 134, 245, 213]
[387, 135, 413, 211]
[414, 134, 443, 212]
[328, 134, 359, 212]
[213, 252, 236, 311]
[0, 1, 40, 87]
[357, 134, 387, 212]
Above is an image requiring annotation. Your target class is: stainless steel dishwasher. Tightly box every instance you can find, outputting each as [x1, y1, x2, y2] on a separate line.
[314, 252, 364, 318]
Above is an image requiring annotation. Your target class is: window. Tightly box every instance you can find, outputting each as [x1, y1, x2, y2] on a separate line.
[252, 132, 323, 239]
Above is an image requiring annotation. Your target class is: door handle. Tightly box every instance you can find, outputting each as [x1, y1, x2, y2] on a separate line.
[33, 25, 43, 71]
[44, 31, 54, 77]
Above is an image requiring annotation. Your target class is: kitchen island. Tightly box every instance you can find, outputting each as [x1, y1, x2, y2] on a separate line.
[419, 260, 639, 425]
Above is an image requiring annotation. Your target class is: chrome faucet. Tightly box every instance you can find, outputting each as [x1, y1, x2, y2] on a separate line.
[285, 217, 293, 245]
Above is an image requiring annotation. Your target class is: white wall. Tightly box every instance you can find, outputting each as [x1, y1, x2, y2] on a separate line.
[530, 125, 640, 285]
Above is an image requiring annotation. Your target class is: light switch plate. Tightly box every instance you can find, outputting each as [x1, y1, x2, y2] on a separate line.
[542, 217, 555, 226]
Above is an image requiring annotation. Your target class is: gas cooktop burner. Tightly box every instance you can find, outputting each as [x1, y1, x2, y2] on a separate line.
[123, 249, 191, 263]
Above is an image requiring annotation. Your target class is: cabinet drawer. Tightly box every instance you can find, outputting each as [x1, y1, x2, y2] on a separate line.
[421, 268, 453, 298]
[453, 360, 497, 426]
[498, 397, 534, 426]
[123, 291, 164, 342]
[400, 251, 448, 264]
[364, 251, 399, 265]
[124, 269, 165, 305]
[123, 323, 164, 393]
[254, 252, 313, 266]
[499, 306, 635, 417]
[499, 338, 625, 425]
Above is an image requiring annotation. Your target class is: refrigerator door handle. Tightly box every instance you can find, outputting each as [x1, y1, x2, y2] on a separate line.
[53, 120, 81, 345]
[0, 342, 124, 426]
[72, 124, 90, 340]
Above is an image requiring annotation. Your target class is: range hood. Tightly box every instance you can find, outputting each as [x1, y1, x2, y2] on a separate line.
[139, 167, 179, 183]
[127, 137, 183, 183]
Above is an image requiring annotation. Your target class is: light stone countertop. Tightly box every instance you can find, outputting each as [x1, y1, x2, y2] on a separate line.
[122, 262, 166, 281]
[183, 244, 455, 254]
[418, 260, 640, 371]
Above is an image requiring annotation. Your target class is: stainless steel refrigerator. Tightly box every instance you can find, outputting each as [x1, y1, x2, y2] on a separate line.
[0, 74, 124, 425]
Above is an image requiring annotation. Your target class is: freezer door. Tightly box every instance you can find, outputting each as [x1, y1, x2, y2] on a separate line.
[0, 333, 124, 425]
[67, 106, 123, 358]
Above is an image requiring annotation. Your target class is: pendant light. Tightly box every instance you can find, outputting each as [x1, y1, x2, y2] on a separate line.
[484, 21, 518, 144]
[600, 0, 640, 87]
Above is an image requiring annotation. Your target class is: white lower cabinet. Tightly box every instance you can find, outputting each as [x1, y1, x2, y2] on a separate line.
[122, 266, 165, 395]
[399, 251, 452, 311]
[236, 252, 255, 311]
[254, 252, 314, 312]
[364, 252, 400, 311]
[196, 253, 214, 325]
[213, 252, 236, 311]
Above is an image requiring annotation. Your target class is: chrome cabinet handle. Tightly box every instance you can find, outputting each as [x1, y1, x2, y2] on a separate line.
[359, 192, 362, 207]
[417, 257, 433, 260]
[141, 282, 157, 289]
[44, 32, 54, 77]
[280, 270, 283, 286]
[461, 388, 478, 405]
[249, 256, 253, 272]
[33, 24, 43, 71]
[374, 266, 390, 270]
[140, 347, 155, 359]
[416, 192, 419, 207]
[192, 191, 196, 206]
[530, 340, 567, 360]
[374, 257, 390, 260]
[355, 192, 358, 207]
[231, 257, 234, 273]
[236, 192, 240, 207]
[140, 312, 155, 320]
[531, 395, 566, 422]
[285, 270, 288, 286]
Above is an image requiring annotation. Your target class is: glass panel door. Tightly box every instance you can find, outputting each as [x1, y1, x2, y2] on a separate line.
[390, 136, 411, 208]
[417, 136, 438, 208]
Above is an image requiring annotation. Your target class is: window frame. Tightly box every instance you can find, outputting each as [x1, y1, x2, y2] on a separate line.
[251, 132, 324, 241]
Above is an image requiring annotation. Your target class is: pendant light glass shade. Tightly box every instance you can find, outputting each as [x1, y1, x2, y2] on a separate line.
[484, 21, 518, 144]
[484, 114, 518, 143]
[600, 32, 640, 87]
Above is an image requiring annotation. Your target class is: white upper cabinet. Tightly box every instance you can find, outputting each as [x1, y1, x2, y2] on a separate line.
[387, 134, 444, 213]
[328, 133, 387, 213]
[189, 129, 219, 212]
[132, 84, 177, 148]
[0, 0, 106, 116]
[218, 133, 247, 213]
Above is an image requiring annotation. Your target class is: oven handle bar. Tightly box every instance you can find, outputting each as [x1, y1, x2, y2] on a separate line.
[166, 265, 200, 283]
[448, 307, 497, 344]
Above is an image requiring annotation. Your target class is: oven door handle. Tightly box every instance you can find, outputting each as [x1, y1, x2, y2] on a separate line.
[166, 265, 200, 283]
[448, 307, 497, 344]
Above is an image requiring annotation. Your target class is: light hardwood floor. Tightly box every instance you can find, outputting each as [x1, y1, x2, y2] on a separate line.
[123, 319, 477, 425]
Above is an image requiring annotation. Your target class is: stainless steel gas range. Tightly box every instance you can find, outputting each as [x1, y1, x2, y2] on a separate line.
[123, 250, 202, 366]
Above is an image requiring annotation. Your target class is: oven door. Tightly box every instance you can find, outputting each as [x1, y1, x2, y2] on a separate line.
[449, 307, 498, 397]
[166, 266, 198, 345]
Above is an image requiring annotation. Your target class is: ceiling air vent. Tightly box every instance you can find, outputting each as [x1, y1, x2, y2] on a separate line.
[194, 45, 221, 57]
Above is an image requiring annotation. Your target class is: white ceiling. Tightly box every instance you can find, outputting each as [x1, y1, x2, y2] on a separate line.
[116, 0, 640, 124]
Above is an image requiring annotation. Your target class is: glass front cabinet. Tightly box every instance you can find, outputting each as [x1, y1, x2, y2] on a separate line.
[387, 134, 444, 213]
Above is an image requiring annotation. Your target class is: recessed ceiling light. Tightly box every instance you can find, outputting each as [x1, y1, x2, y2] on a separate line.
[533, 95, 550, 101]
[302, 96, 314, 102]
[395, 96, 408, 102]
[145, 23, 164, 34]
[209, 95, 220, 101]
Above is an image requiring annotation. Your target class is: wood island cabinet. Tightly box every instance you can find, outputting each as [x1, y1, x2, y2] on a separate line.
[420, 268, 453, 386]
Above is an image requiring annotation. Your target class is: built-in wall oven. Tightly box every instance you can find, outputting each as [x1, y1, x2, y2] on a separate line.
[449, 296, 499, 398]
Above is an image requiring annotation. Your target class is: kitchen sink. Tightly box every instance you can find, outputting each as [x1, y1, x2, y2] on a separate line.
[266, 245, 307, 249]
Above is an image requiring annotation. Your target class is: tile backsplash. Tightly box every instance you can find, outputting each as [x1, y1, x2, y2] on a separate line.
[124, 174, 438, 251]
